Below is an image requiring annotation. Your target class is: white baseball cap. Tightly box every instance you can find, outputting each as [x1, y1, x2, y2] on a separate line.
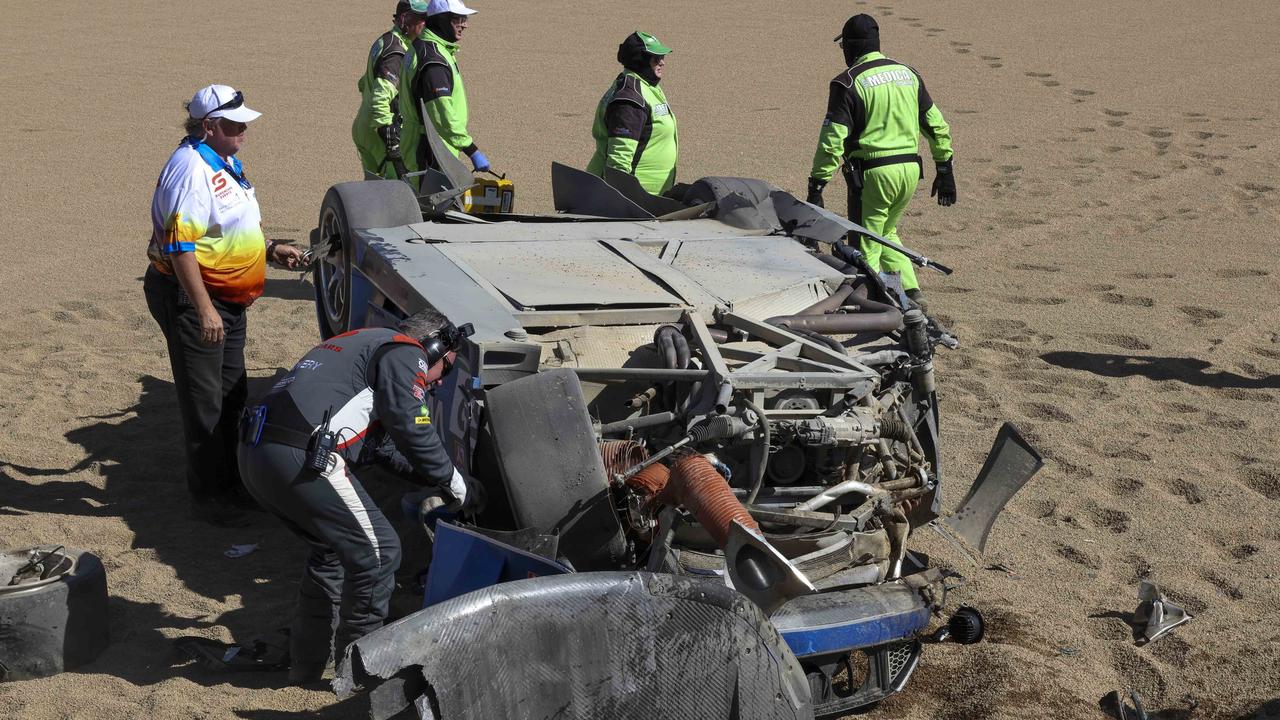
[426, 0, 476, 16]
[187, 84, 262, 123]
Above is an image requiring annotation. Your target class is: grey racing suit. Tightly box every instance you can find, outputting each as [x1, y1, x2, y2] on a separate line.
[236, 327, 462, 674]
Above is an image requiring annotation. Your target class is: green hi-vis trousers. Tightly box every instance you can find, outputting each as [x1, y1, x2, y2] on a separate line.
[850, 162, 921, 291]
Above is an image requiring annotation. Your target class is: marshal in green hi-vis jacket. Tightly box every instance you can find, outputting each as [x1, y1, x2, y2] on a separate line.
[400, 28, 477, 188]
[808, 14, 957, 298]
[587, 32, 678, 195]
[352, 25, 416, 179]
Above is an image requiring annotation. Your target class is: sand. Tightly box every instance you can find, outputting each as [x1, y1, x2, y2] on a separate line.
[2, 1, 1278, 718]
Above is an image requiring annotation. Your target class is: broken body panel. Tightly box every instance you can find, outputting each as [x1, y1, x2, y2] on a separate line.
[314, 163, 1037, 718]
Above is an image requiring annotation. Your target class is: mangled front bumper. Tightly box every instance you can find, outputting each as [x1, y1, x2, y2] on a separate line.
[335, 571, 813, 720]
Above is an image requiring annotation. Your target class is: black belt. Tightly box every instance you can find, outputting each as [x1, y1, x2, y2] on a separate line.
[240, 405, 315, 449]
[859, 153, 923, 177]
[258, 423, 314, 449]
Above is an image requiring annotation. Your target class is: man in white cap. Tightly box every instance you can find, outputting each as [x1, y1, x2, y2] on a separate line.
[399, 0, 490, 187]
[144, 84, 303, 527]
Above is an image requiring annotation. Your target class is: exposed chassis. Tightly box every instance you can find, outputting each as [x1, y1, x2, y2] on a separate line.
[310, 160, 1040, 719]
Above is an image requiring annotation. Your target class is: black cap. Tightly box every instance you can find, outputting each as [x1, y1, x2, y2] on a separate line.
[834, 13, 879, 43]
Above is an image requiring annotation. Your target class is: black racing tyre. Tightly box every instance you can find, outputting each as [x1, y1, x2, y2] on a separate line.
[314, 180, 422, 338]
[683, 176, 780, 207]
[0, 547, 109, 681]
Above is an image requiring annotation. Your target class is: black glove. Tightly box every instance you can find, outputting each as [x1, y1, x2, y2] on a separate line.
[377, 124, 410, 179]
[931, 159, 956, 207]
[445, 468, 487, 515]
[806, 177, 827, 208]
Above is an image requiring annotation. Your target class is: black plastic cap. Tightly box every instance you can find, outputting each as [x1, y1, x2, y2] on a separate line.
[948, 607, 985, 645]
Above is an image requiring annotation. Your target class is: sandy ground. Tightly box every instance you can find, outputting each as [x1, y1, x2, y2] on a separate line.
[2, 1, 1278, 718]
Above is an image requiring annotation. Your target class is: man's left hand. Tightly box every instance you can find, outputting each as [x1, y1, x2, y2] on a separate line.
[931, 159, 957, 207]
[270, 242, 305, 269]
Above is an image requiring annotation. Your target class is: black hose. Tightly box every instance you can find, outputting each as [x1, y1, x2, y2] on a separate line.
[653, 325, 691, 369]
[743, 398, 770, 505]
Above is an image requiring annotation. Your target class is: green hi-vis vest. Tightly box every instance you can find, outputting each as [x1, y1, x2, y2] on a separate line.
[400, 29, 472, 179]
[352, 27, 412, 176]
[587, 71, 678, 195]
[810, 52, 953, 183]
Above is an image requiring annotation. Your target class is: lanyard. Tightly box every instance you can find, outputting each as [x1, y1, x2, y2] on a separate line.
[186, 137, 252, 190]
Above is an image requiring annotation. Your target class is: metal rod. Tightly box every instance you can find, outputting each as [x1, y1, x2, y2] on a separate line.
[571, 367, 708, 382]
[599, 411, 677, 435]
[795, 477, 888, 512]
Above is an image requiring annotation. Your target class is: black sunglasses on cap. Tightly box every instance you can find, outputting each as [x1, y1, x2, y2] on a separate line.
[201, 90, 244, 120]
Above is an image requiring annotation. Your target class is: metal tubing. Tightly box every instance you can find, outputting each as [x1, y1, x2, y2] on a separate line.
[743, 398, 771, 505]
[766, 310, 903, 334]
[572, 367, 707, 382]
[795, 477, 888, 512]
[599, 411, 678, 435]
[798, 281, 857, 316]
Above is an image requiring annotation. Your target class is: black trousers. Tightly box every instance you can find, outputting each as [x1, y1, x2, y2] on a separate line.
[143, 266, 248, 499]
[237, 442, 401, 670]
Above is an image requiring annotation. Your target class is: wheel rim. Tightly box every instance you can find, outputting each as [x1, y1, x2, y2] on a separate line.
[317, 207, 347, 332]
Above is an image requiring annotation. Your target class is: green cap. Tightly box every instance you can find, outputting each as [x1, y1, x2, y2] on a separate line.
[396, 0, 430, 15]
[634, 31, 672, 56]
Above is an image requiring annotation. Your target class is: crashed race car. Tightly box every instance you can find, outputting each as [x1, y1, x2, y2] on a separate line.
[308, 125, 1042, 720]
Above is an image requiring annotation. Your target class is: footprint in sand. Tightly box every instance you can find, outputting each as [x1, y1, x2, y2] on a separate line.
[1089, 333, 1152, 350]
[1056, 543, 1101, 569]
[1088, 505, 1131, 534]
[1110, 477, 1144, 497]
[1103, 108, 1130, 117]
[1230, 544, 1261, 560]
[1214, 268, 1268, 279]
[1239, 467, 1280, 500]
[1006, 295, 1069, 306]
[1191, 131, 1218, 140]
[1020, 402, 1074, 423]
[1070, 89, 1096, 97]
[1106, 119, 1125, 127]
[1107, 647, 1170, 704]
[1238, 182, 1275, 199]
[1103, 145, 1124, 153]
[1178, 305, 1223, 322]
[1042, 80, 1061, 87]
[1025, 71, 1052, 78]
[1073, 126, 1097, 133]
[1202, 570, 1245, 601]
[1163, 477, 1206, 504]
[1144, 128, 1173, 139]
[1100, 292, 1156, 308]
[1013, 263, 1060, 272]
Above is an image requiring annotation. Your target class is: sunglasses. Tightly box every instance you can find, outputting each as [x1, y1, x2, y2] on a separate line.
[202, 90, 244, 120]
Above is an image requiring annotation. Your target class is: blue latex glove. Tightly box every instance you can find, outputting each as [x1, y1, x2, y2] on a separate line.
[469, 149, 490, 173]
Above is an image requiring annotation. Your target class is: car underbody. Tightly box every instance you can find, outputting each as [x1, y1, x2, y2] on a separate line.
[311, 136, 1041, 719]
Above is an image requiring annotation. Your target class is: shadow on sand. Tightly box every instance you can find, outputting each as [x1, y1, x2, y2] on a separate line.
[1040, 351, 1280, 390]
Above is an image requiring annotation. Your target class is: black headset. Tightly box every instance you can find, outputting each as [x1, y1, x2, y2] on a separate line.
[422, 320, 475, 367]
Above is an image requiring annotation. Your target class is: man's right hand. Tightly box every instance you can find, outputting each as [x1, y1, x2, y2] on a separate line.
[446, 467, 486, 515]
[378, 125, 409, 179]
[197, 304, 224, 345]
[806, 177, 827, 208]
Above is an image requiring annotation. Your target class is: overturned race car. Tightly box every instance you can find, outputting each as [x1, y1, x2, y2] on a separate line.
[309, 133, 1041, 720]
